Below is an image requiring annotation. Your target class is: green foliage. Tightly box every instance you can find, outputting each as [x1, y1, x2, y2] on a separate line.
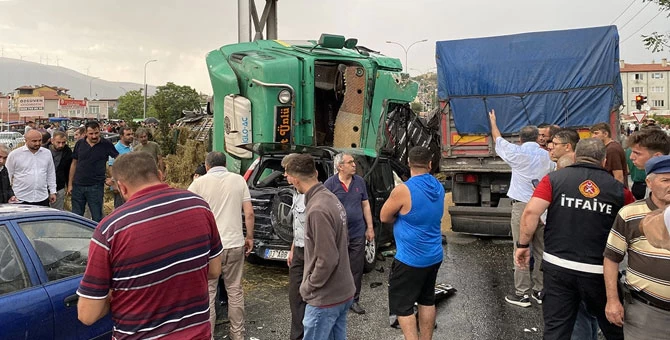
[113, 90, 145, 122]
[641, 0, 670, 52]
[151, 82, 201, 124]
[642, 32, 669, 52]
[648, 114, 670, 126]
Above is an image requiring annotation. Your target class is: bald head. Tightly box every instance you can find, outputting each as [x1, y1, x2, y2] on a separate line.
[25, 129, 41, 139]
[25, 129, 43, 152]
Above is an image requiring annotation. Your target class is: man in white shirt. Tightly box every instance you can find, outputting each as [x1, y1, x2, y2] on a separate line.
[6, 129, 57, 206]
[188, 151, 254, 340]
[488, 109, 554, 307]
[284, 153, 307, 340]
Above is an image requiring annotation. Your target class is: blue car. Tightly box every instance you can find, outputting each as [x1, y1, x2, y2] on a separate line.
[0, 205, 112, 339]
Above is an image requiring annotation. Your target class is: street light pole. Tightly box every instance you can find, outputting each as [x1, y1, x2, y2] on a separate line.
[88, 77, 99, 99]
[143, 59, 157, 120]
[385, 39, 428, 72]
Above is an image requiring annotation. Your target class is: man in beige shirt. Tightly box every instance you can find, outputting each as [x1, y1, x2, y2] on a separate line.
[188, 151, 254, 340]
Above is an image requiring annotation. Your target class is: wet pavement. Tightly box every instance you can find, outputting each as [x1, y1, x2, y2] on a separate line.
[215, 232, 544, 340]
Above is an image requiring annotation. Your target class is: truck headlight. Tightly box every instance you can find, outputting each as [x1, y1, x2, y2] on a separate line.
[278, 89, 292, 104]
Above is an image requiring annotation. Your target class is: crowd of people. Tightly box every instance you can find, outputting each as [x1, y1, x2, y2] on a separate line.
[72, 144, 447, 340]
[1, 121, 164, 221]
[8, 109, 670, 340]
[490, 109, 670, 340]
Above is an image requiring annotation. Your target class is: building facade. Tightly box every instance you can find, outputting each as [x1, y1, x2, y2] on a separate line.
[620, 59, 670, 116]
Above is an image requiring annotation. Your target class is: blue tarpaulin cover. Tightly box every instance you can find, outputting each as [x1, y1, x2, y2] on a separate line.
[436, 26, 623, 135]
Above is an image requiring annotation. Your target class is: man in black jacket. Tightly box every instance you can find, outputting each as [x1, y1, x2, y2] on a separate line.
[48, 131, 73, 210]
[516, 138, 635, 340]
[0, 144, 15, 203]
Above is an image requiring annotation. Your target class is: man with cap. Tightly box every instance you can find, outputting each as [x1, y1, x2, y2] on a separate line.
[604, 155, 670, 339]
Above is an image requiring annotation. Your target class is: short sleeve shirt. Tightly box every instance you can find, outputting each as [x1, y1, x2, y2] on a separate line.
[77, 184, 223, 339]
[605, 141, 629, 188]
[134, 141, 161, 164]
[187, 167, 251, 249]
[324, 174, 369, 239]
[72, 138, 119, 186]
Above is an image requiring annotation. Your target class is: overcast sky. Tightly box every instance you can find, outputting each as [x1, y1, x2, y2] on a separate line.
[0, 0, 668, 94]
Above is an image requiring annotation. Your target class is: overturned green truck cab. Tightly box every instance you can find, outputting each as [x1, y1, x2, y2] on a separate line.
[206, 34, 419, 173]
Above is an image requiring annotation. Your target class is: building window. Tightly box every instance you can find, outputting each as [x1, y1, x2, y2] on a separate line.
[89, 105, 100, 114]
[634, 73, 644, 80]
[652, 100, 665, 107]
[651, 86, 665, 93]
[631, 87, 644, 93]
[631, 100, 637, 108]
[651, 73, 664, 79]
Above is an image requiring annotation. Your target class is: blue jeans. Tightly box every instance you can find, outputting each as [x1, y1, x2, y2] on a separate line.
[71, 184, 105, 222]
[571, 301, 598, 340]
[303, 299, 353, 340]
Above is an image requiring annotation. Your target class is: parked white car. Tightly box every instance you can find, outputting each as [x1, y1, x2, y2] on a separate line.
[0, 132, 25, 150]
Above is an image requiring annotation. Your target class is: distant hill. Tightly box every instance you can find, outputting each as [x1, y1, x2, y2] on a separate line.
[0, 57, 156, 99]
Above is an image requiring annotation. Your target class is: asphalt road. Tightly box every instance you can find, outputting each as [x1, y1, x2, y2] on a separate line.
[215, 232, 544, 340]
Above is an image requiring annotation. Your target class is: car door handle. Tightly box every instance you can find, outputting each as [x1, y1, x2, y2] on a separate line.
[64, 294, 79, 307]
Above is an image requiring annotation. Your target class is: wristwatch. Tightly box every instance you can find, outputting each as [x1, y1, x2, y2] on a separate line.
[516, 242, 530, 249]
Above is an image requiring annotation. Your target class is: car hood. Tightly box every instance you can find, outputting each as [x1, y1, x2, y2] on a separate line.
[237, 143, 334, 159]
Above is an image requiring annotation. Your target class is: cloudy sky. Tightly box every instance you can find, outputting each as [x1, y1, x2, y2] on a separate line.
[0, 0, 668, 94]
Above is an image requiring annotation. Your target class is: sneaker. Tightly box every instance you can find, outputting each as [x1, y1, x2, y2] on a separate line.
[532, 290, 543, 305]
[505, 293, 531, 307]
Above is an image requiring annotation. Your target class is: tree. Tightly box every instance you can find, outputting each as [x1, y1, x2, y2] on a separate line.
[640, 0, 670, 52]
[151, 82, 201, 124]
[113, 90, 144, 122]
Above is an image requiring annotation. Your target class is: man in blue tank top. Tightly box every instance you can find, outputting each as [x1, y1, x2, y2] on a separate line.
[381, 146, 445, 340]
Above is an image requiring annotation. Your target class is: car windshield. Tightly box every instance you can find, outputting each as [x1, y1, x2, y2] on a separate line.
[250, 157, 331, 189]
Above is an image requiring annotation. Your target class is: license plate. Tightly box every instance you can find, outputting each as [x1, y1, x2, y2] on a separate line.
[264, 249, 289, 260]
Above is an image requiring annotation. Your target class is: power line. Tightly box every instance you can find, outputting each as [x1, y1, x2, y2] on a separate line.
[621, 10, 664, 43]
[618, 1, 652, 30]
[610, 0, 637, 24]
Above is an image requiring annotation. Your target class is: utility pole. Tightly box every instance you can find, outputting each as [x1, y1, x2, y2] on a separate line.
[240, 0, 279, 42]
[143, 59, 157, 120]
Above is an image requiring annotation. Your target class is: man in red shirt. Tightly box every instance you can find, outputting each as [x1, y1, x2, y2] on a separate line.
[77, 152, 223, 340]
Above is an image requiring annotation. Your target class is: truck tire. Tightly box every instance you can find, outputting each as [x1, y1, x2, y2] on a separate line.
[270, 188, 295, 243]
[363, 239, 376, 273]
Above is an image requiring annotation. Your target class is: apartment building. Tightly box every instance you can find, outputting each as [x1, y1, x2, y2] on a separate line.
[620, 59, 670, 115]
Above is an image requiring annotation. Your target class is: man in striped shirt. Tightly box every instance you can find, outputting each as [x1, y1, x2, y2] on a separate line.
[604, 155, 670, 340]
[77, 152, 223, 340]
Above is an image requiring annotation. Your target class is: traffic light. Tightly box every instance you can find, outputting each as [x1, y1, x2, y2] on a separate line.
[635, 95, 647, 110]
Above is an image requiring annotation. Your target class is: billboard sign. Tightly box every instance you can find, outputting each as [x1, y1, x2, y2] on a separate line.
[59, 99, 87, 109]
[18, 96, 45, 117]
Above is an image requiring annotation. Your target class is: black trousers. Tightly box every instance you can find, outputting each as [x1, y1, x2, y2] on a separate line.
[349, 237, 365, 303]
[542, 265, 623, 340]
[288, 246, 306, 340]
[631, 181, 646, 200]
[24, 198, 50, 207]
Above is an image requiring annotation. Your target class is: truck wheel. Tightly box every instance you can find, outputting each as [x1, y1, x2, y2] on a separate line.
[363, 239, 377, 273]
[270, 188, 295, 243]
